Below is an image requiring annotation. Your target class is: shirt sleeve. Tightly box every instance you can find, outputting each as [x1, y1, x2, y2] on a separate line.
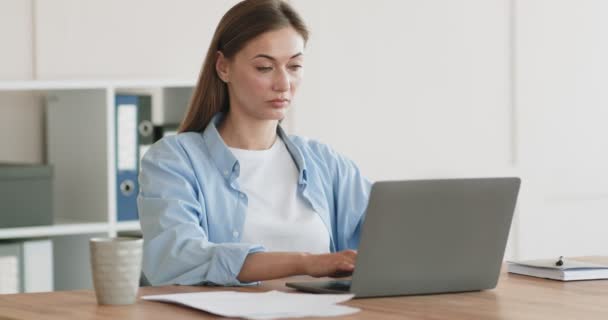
[137, 138, 265, 286]
[328, 147, 373, 251]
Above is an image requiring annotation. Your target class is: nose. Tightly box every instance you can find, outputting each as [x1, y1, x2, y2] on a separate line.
[272, 68, 290, 92]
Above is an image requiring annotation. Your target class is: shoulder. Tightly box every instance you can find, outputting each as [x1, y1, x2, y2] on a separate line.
[139, 132, 208, 192]
[143, 132, 204, 161]
[287, 134, 363, 175]
[287, 135, 339, 160]
[286, 134, 355, 178]
[140, 132, 210, 178]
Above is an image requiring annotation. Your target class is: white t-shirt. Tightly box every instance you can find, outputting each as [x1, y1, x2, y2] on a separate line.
[228, 138, 330, 254]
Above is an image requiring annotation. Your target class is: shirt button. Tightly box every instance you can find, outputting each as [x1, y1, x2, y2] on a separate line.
[233, 231, 239, 238]
[240, 193, 245, 198]
[223, 170, 229, 176]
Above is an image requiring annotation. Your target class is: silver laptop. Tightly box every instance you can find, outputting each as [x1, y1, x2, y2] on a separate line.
[286, 177, 521, 298]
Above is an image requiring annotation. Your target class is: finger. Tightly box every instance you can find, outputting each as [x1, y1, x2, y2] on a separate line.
[340, 250, 357, 258]
[339, 262, 355, 271]
[343, 254, 357, 265]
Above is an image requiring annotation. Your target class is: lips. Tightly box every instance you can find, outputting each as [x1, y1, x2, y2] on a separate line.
[268, 98, 290, 108]
[269, 98, 289, 103]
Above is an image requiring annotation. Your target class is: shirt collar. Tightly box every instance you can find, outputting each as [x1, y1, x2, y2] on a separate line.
[277, 124, 308, 186]
[202, 112, 308, 186]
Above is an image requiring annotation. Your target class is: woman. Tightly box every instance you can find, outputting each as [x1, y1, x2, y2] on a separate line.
[138, 0, 371, 286]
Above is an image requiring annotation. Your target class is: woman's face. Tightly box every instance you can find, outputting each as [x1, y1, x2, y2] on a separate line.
[217, 27, 305, 122]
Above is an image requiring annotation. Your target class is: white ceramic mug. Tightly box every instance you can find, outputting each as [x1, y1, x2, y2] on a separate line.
[89, 237, 143, 305]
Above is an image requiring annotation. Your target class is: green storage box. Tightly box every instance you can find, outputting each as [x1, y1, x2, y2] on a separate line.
[0, 164, 53, 228]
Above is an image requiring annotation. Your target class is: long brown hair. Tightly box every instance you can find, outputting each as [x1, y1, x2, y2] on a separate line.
[179, 0, 309, 133]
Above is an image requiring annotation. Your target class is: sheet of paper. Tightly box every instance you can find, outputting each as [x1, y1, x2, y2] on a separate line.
[142, 290, 360, 319]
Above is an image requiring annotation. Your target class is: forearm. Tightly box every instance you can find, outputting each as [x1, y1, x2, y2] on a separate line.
[237, 252, 310, 283]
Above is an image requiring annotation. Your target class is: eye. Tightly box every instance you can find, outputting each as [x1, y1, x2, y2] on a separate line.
[256, 66, 273, 72]
[289, 65, 303, 71]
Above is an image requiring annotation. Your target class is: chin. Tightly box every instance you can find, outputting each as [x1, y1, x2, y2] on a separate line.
[241, 103, 289, 122]
[261, 107, 289, 121]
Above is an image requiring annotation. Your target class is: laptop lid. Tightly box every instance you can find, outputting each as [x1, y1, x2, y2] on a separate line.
[348, 177, 520, 298]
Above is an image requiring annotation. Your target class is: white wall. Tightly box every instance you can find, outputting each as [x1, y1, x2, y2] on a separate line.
[291, 0, 513, 181]
[0, 0, 33, 80]
[0, 0, 43, 163]
[515, 0, 608, 259]
[1, 0, 607, 260]
[34, 0, 239, 80]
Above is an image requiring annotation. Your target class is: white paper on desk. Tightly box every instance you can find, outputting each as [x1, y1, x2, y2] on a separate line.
[142, 290, 359, 319]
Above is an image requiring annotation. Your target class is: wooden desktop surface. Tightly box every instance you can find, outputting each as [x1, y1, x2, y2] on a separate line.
[1, 257, 607, 320]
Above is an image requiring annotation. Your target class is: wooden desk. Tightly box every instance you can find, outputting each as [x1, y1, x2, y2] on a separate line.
[1, 258, 607, 320]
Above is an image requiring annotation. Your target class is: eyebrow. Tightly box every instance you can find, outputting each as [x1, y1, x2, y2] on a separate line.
[252, 53, 303, 61]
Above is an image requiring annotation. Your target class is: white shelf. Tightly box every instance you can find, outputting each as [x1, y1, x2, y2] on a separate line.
[0, 79, 193, 291]
[0, 79, 195, 91]
[0, 221, 109, 240]
[0, 81, 193, 240]
[115, 221, 141, 232]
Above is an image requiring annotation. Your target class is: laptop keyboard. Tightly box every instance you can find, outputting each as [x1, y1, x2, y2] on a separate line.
[323, 280, 352, 292]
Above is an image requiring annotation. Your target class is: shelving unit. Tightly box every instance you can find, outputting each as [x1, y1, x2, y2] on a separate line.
[0, 221, 109, 240]
[0, 79, 195, 91]
[0, 79, 195, 290]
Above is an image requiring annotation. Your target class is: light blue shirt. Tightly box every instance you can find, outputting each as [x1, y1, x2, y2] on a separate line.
[138, 113, 372, 286]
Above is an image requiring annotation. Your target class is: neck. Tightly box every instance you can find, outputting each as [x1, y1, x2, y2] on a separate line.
[218, 111, 279, 150]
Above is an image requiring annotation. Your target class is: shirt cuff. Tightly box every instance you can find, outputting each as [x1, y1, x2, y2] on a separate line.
[205, 243, 267, 286]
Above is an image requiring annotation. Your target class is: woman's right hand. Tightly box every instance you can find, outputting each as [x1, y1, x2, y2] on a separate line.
[303, 250, 358, 278]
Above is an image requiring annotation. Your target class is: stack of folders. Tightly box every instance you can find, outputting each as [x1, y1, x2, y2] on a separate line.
[507, 258, 608, 281]
[115, 94, 153, 221]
